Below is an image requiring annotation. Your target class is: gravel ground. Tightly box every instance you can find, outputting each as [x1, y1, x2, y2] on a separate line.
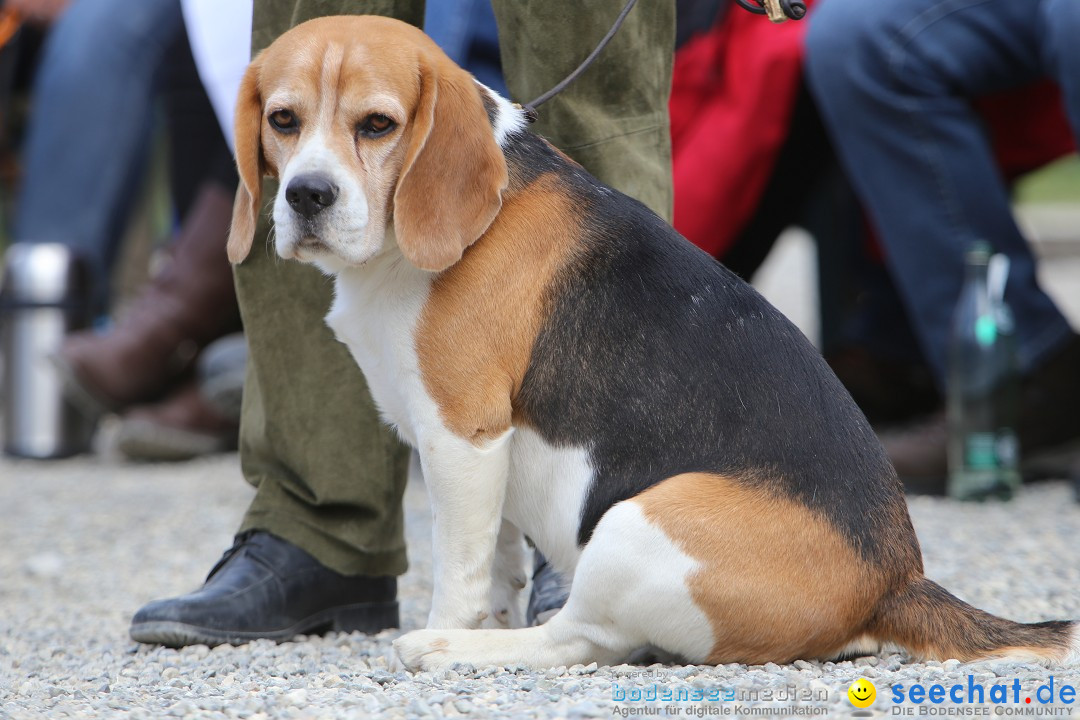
[1, 450, 1079, 720]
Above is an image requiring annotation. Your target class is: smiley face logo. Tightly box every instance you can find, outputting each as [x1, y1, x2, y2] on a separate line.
[847, 678, 876, 708]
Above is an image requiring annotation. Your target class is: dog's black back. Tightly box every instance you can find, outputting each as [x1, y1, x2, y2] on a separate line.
[507, 132, 915, 566]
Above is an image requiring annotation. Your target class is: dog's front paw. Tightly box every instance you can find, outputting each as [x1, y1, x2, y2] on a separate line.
[385, 645, 407, 673]
[394, 630, 456, 672]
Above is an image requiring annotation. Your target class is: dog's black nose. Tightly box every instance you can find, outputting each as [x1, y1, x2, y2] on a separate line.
[286, 174, 338, 218]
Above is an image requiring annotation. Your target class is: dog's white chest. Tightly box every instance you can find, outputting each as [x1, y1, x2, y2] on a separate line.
[324, 252, 594, 580]
[325, 255, 432, 446]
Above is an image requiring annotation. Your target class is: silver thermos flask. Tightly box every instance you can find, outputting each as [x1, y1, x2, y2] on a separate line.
[1, 243, 95, 458]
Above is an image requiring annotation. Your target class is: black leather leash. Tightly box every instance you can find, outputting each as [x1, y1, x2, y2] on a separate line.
[516, 0, 806, 124]
[516, 0, 641, 123]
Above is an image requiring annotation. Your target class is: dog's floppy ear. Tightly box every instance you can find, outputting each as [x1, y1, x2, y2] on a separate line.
[394, 58, 509, 272]
[228, 55, 265, 264]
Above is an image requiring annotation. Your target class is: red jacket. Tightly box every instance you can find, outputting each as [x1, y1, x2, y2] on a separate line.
[670, 4, 1075, 259]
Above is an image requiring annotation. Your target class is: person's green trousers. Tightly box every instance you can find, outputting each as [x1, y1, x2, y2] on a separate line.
[235, 0, 674, 576]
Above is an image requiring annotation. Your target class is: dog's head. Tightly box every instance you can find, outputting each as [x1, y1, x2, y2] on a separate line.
[228, 15, 509, 273]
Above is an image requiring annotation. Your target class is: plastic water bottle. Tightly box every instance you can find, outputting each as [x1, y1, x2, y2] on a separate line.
[946, 242, 1020, 500]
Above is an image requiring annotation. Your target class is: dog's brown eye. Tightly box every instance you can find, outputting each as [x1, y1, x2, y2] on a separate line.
[359, 113, 395, 137]
[268, 109, 298, 132]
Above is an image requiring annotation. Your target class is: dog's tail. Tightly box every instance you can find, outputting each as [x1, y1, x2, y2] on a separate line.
[867, 577, 1077, 664]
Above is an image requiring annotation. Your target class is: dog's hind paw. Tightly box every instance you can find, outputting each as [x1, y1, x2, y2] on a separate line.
[482, 593, 525, 629]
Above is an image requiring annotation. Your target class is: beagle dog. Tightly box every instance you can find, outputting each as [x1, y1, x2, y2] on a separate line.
[227, 16, 1078, 671]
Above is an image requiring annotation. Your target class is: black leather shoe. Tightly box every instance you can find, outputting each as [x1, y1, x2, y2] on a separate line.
[130, 531, 398, 647]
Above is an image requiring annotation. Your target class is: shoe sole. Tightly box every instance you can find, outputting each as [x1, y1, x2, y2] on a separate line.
[129, 601, 399, 648]
[115, 417, 235, 462]
[1022, 437, 1080, 481]
[47, 353, 116, 420]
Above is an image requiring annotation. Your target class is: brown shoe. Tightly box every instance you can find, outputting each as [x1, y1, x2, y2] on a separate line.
[114, 381, 238, 462]
[55, 182, 241, 415]
[878, 411, 949, 494]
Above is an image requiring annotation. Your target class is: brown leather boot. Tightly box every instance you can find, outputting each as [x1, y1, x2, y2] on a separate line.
[55, 182, 241, 415]
[878, 411, 949, 494]
[114, 381, 238, 462]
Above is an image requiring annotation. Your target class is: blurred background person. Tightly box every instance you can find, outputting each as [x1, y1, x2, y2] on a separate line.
[670, 0, 944, 430]
[2, 0, 242, 460]
[805, 0, 1080, 493]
